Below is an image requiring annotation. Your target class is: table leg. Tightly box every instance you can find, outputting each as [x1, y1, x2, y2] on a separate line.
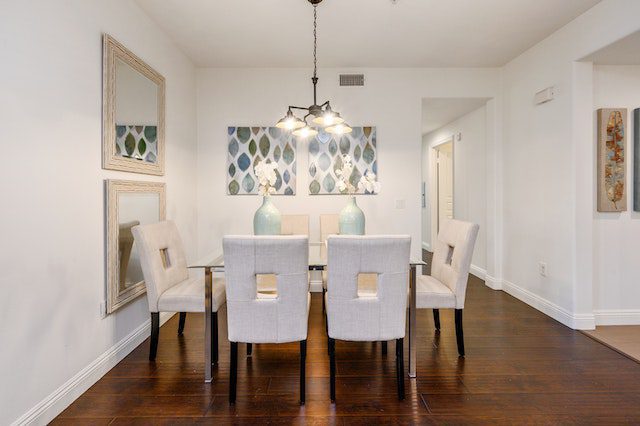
[408, 265, 417, 378]
[204, 267, 213, 383]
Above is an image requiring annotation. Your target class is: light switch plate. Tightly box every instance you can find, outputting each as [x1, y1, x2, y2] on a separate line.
[395, 199, 405, 209]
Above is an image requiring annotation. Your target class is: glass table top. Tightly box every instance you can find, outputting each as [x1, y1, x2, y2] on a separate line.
[189, 245, 426, 270]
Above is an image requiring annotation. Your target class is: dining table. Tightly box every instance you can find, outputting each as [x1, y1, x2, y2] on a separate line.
[189, 245, 426, 383]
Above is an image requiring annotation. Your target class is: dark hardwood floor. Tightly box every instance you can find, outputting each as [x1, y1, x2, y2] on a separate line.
[54, 266, 640, 424]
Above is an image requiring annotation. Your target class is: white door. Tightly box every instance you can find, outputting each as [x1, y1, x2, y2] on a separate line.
[436, 141, 454, 232]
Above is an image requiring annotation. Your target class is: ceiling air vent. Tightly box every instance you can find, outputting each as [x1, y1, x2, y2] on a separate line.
[339, 74, 365, 87]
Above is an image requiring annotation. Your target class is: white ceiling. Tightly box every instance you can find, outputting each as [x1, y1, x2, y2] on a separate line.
[136, 0, 601, 68]
[583, 30, 640, 65]
[422, 98, 489, 135]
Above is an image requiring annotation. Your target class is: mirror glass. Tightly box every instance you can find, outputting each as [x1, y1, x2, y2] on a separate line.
[117, 192, 160, 291]
[114, 58, 159, 164]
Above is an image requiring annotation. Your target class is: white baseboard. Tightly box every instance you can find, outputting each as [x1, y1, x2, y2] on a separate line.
[422, 242, 431, 251]
[483, 274, 502, 290]
[501, 279, 595, 330]
[310, 280, 323, 293]
[12, 312, 174, 426]
[594, 309, 640, 326]
[469, 264, 486, 280]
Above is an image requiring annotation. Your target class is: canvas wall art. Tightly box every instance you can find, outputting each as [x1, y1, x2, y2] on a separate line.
[227, 127, 296, 195]
[597, 108, 627, 212]
[115, 125, 158, 164]
[308, 127, 377, 195]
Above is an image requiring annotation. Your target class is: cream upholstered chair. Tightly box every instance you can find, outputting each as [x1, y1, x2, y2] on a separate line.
[416, 218, 479, 357]
[223, 235, 310, 405]
[132, 221, 226, 362]
[252, 215, 309, 358]
[325, 235, 411, 401]
[256, 214, 309, 293]
[320, 214, 378, 303]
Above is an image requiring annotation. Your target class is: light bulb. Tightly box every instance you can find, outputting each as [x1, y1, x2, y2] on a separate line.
[292, 125, 318, 138]
[325, 123, 352, 135]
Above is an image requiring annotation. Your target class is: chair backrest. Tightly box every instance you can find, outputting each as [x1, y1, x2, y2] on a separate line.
[281, 214, 310, 236]
[326, 235, 411, 341]
[223, 235, 309, 343]
[320, 214, 339, 260]
[131, 220, 189, 312]
[431, 219, 479, 308]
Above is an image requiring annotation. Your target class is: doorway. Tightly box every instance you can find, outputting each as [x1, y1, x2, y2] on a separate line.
[431, 138, 454, 238]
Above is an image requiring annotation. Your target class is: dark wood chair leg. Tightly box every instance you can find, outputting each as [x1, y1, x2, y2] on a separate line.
[178, 312, 187, 335]
[247, 343, 253, 356]
[329, 337, 336, 402]
[396, 338, 405, 400]
[322, 288, 326, 313]
[212, 312, 218, 365]
[149, 312, 159, 361]
[300, 339, 307, 405]
[382, 341, 388, 355]
[433, 309, 441, 331]
[455, 309, 465, 357]
[229, 341, 238, 404]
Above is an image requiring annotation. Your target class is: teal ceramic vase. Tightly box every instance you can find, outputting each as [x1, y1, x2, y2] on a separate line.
[339, 196, 365, 235]
[253, 196, 281, 235]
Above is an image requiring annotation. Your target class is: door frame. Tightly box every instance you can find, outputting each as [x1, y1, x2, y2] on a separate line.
[429, 136, 455, 248]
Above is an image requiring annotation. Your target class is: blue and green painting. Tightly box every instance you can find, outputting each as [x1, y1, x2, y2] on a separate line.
[308, 127, 377, 195]
[227, 127, 296, 195]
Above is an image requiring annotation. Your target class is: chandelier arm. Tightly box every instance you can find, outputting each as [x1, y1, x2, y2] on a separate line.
[289, 106, 310, 111]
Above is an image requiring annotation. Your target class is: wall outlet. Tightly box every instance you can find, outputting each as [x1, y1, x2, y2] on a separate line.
[395, 199, 405, 209]
[100, 301, 107, 318]
[538, 262, 548, 277]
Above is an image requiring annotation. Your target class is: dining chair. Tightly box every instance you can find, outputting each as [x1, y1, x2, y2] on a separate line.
[320, 215, 384, 351]
[256, 214, 309, 293]
[132, 220, 226, 362]
[325, 235, 411, 401]
[253, 214, 309, 356]
[223, 235, 310, 405]
[416, 218, 479, 357]
[319, 214, 377, 304]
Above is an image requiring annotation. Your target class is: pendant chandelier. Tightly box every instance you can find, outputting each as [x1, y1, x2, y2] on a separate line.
[275, 0, 352, 137]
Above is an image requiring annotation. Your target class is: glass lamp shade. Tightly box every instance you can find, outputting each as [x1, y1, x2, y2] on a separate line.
[292, 125, 318, 138]
[276, 113, 305, 130]
[325, 122, 353, 135]
[311, 110, 345, 127]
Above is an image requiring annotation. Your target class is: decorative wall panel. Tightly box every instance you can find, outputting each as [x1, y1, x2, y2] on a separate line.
[308, 127, 377, 195]
[227, 127, 296, 195]
[597, 108, 627, 212]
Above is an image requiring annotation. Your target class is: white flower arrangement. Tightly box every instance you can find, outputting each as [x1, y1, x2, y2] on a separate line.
[358, 170, 381, 194]
[254, 160, 278, 196]
[335, 154, 380, 195]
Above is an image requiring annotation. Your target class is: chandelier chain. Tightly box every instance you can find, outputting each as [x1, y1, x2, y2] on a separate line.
[313, 5, 317, 79]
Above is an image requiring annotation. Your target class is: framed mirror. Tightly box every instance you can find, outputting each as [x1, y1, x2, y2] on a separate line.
[103, 34, 165, 175]
[106, 180, 166, 313]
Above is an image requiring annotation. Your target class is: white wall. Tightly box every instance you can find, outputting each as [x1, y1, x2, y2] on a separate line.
[196, 68, 501, 268]
[0, 1, 198, 424]
[422, 105, 487, 271]
[500, 0, 640, 328]
[591, 65, 640, 322]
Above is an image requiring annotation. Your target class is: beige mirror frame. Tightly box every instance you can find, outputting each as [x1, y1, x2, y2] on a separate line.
[106, 180, 166, 314]
[103, 34, 165, 175]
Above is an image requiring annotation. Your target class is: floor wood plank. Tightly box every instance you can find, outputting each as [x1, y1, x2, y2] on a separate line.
[55, 261, 640, 423]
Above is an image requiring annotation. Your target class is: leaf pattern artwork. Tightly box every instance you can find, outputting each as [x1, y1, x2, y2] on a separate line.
[307, 127, 378, 195]
[605, 111, 625, 208]
[115, 125, 158, 164]
[598, 108, 627, 212]
[227, 127, 296, 195]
